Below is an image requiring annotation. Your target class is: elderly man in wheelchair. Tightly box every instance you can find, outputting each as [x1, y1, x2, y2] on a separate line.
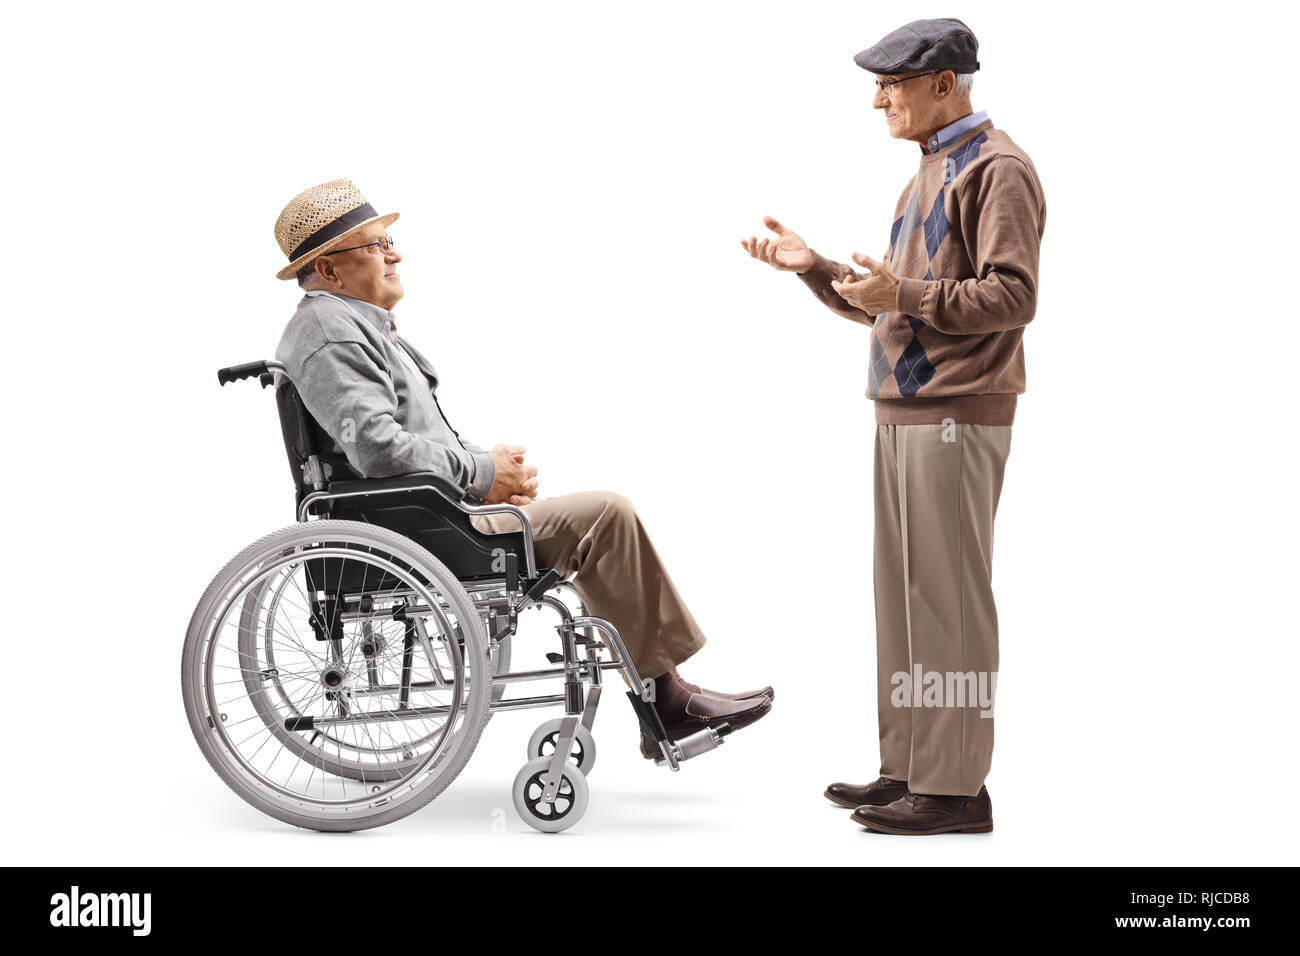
[183, 179, 773, 833]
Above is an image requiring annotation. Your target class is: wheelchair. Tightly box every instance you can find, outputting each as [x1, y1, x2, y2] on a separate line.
[182, 360, 732, 833]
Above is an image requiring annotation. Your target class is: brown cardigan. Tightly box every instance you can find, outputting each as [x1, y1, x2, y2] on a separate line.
[798, 117, 1046, 425]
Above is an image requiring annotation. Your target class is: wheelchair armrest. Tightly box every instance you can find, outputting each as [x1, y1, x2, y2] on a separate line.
[308, 473, 534, 533]
[298, 472, 538, 579]
[325, 473, 463, 501]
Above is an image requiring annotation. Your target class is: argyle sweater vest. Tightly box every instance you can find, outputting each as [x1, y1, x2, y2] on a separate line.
[799, 117, 1046, 425]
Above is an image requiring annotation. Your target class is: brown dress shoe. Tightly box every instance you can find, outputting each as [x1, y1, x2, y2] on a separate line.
[851, 786, 993, 835]
[690, 683, 775, 703]
[640, 692, 772, 759]
[824, 777, 908, 809]
[673, 667, 775, 703]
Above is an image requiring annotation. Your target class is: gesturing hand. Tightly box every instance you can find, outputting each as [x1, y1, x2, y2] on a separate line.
[831, 252, 900, 315]
[484, 443, 539, 507]
[740, 216, 813, 273]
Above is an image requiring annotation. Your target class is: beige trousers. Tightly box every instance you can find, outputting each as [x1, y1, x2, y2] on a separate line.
[470, 491, 706, 679]
[874, 423, 1012, 796]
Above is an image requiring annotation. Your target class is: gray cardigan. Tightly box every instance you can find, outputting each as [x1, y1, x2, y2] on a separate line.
[274, 291, 496, 501]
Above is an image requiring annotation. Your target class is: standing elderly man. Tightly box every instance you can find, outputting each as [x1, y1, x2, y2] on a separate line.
[743, 19, 1045, 834]
[273, 179, 774, 758]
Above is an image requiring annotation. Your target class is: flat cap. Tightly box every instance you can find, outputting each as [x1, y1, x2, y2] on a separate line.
[854, 18, 980, 76]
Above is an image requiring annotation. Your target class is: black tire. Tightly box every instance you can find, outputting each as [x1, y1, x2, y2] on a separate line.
[182, 521, 491, 832]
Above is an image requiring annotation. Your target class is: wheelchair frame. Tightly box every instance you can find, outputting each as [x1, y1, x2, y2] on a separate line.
[184, 359, 730, 833]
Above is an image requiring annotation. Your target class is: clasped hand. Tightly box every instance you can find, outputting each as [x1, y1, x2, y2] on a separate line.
[484, 444, 538, 506]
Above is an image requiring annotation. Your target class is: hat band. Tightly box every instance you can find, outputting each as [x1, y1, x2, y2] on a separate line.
[288, 202, 378, 262]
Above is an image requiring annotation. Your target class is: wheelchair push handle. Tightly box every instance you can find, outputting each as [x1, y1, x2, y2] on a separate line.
[217, 360, 284, 389]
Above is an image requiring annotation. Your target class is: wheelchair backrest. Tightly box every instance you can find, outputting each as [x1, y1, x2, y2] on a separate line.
[274, 381, 358, 504]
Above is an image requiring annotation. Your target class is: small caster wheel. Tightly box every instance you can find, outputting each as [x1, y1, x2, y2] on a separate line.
[512, 756, 589, 833]
[526, 719, 597, 776]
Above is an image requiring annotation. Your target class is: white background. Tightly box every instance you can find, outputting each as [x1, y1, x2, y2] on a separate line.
[4, 0, 1297, 866]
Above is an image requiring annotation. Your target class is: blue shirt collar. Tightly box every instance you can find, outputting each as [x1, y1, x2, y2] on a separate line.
[304, 290, 397, 340]
[925, 110, 988, 154]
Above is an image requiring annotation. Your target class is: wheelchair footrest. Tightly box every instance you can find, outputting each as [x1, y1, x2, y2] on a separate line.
[655, 723, 732, 766]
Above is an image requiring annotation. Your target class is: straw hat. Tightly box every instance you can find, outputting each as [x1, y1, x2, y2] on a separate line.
[273, 178, 399, 280]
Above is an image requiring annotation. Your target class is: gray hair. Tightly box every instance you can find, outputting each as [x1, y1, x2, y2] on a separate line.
[297, 259, 320, 288]
[954, 72, 974, 97]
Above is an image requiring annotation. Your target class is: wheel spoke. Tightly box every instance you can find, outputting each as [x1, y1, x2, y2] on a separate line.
[187, 528, 488, 827]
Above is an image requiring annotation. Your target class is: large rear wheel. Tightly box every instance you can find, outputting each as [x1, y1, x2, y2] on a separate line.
[182, 521, 491, 831]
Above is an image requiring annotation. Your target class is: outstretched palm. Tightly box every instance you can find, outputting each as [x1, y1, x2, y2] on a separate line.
[742, 216, 813, 273]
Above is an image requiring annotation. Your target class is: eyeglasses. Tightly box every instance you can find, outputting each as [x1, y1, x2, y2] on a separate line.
[327, 235, 396, 256]
[875, 71, 940, 95]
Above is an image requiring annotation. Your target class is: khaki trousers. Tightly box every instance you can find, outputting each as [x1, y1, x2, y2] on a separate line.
[874, 423, 1012, 796]
[470, 491, 706, 680]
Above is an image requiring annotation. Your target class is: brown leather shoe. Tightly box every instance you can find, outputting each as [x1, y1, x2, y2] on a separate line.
[824, 777, 908, 809]
[851, 786, 993, 835]
[692, 683, 775, 703]
[674, 668, 774, 703]
[640, 693, 772, 759]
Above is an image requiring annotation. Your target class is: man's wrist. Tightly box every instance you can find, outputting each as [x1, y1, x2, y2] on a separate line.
[468, 452, 496, 501]
[795, 249, 823, 277]
[896, 276, 931, 318]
